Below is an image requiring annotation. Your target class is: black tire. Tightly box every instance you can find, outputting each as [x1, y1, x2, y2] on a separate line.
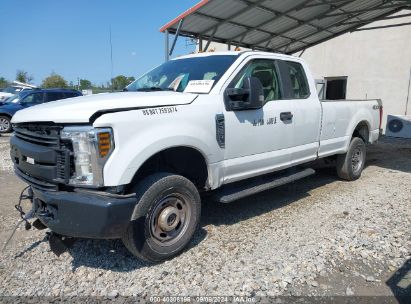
[0, 115, 12, 133]
[336, 137, 366, 181]
[122, 173, 201, 263]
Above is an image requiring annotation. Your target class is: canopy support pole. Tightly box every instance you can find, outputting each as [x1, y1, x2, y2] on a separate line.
[165, 30, 169, 61]
[199, 36, 203, 52]
[204, 27, 218, 51]
[168, 19, 184, 58]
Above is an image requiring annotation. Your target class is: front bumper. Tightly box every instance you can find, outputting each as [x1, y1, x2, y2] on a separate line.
[31, 187, 136, 239]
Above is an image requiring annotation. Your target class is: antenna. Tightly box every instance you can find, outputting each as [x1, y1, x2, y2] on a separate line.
[109, 26, 114, 92]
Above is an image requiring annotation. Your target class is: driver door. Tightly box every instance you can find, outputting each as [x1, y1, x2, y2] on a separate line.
[222, 58, 295, 184]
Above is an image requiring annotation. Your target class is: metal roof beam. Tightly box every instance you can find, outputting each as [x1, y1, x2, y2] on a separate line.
[341, 12, 411, 25]
[252, 0, 357, 47]
[325, 3, 407, 17]
[352, 21, 411, 31]
[302, 0, 354, 9]
[277, 5, 405, 53]
[227, 0, 315, 42]
[234, 0, 335, 35]
[198, 0, 267, 37]
[192, 11, 309, 47]
[317, 0, 364, 22]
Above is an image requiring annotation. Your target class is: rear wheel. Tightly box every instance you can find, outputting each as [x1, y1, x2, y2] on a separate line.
[336, 137, 366, 181]
[0, 116, 11, 133]
[122, 173, 201, 263]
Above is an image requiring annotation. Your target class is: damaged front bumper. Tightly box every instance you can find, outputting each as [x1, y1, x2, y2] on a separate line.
[31, 187, 136, 239]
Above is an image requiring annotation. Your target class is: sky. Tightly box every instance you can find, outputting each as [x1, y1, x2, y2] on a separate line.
[0, 0, 200, 86]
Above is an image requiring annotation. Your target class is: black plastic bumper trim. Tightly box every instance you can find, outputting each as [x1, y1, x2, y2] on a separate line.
[32, 188, 137, 239]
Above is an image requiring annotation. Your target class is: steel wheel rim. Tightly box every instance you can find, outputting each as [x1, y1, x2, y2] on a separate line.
[0, 118, 10, 132]
[150, 192, 192, 246]
[351, 147, 363, 174]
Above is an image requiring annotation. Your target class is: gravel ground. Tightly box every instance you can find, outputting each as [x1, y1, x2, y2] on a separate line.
[0, 134, 410, 301]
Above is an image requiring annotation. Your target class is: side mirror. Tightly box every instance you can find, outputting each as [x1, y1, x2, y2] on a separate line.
[226, 76, 264, 111]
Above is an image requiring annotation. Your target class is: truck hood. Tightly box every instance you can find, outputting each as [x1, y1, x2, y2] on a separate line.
[12, 91, 198, 124]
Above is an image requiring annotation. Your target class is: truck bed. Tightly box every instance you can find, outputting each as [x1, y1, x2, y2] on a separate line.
[318, 99, 382, 158]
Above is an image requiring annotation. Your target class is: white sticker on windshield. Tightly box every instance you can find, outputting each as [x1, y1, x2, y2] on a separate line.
[184, 80, 215, 94]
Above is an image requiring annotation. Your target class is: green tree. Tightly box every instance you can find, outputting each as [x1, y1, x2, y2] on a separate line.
[0, 77, 8, 88]
[16, 70, 34, 83]
[80, 79, 92, 90]
[111, 75, 134, 91]
[41, 73, 68, 88]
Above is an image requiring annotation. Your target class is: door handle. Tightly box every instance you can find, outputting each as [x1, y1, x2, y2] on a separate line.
[280, 112, 293, 121]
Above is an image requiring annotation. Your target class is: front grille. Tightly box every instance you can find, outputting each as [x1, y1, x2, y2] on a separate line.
[12, 124, 71, 187]
[14, 126, 60, 147]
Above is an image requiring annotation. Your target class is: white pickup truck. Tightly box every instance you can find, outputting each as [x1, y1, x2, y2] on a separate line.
[10, 51, 382, 262]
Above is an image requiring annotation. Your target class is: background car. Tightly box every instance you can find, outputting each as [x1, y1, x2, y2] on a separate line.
[0, 88, 82, 133]
[0, 81, 37, 102]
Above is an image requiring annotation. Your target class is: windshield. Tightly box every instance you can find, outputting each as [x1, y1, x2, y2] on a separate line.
[4, 94, 21, 103]
[4, 90, 32, 104]
[126, 55, 238, 93]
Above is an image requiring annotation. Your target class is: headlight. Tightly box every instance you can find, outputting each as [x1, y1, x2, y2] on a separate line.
[61, 126, 114, 187]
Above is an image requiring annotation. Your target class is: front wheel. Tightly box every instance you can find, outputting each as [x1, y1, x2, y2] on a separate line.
[0, 116, 12, 133]
[122, 173, 201, 263]
[336, 137, 366, 181]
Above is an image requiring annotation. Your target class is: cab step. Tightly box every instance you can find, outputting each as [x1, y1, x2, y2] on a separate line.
[211, 168, 315, 203]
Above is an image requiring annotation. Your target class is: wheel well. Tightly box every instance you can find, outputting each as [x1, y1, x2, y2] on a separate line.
[129, 147, 209, 191]
[0, 113, 12, 119]
[353, 121, 369, 143]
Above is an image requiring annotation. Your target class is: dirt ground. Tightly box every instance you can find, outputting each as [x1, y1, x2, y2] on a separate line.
[0, 133, 410, 302]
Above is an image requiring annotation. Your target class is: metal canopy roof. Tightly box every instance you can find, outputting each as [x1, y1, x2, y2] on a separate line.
[160, 0, 411, 56]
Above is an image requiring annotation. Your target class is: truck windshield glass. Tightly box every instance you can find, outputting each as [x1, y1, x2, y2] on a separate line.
[126, 55, 238, 93]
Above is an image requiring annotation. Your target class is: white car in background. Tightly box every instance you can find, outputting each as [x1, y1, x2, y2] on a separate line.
[0, 82, 36, 102]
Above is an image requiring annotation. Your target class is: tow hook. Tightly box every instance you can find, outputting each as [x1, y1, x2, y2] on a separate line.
[47, 232, 76, 257]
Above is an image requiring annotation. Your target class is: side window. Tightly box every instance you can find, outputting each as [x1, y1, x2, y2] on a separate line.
[279, 61, 310, 99]
[20, 93, 34, 104]
[46, 92, 64, 102]
[21, 92, 45, 104]
[229, 59, 282, 103]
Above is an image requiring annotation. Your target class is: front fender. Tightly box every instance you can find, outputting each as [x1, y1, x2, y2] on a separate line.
[94, 105, 223, 187]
